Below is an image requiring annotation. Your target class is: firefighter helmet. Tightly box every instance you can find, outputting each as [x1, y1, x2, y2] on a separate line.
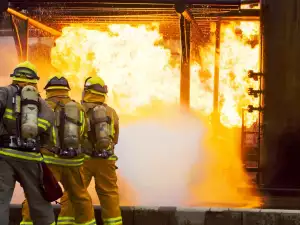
[10, 61, 39, 84]
[84, 76, 107, 96]
[44, 74, 71, 91]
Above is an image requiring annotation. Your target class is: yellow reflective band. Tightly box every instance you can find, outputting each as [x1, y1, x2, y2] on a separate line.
[57, 216, 75, 225]
[74, 219, 97, 225]
[38, 123, 47, 131]
[4, 114, 15, 120]
[103, 221, 122, 225]
[89, 89, 106, 96]
[108, 155, 118, 161]
[57, 216, 75, 220]
[84, 154, 91, 159]
[50, 222, 56, 225]
[57, 222, 75, 225]
[43, 155, 84, 166]
[46, 86, 69, 90]
[12, 77, 37, 84]
[52, 127, 57, 145]
[103, 216, 122, 225]
[80, 111, 85, 136]
[38, 118, 51, 127]
[111, 117, 115, 137]
[20, 221, 33, 225]
[0, 148, 43, 161]
[4, 108, 16, 120]
[4, 109, 50, 132]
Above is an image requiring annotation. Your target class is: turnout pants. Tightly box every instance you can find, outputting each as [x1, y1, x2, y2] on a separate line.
[0, 156, 55, 225]
[59, 159, 122, 225]
[21, 164, 96, 225]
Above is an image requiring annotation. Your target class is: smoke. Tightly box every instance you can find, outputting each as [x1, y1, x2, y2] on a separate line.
[0, 37, 18, 86]
[116, 105, 207, 206]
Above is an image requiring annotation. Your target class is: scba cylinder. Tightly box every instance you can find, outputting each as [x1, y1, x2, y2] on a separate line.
[21, 85, 39, 139]
[64, 101, 80, 149]
[93, 105, 111, 149]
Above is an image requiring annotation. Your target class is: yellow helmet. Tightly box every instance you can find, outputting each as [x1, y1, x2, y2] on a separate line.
[10, 61, 39, 84]
[84, 76, 107, 96]
[44, 74, 70, 91]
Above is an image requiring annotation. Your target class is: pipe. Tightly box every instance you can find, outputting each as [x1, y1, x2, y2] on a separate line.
[6, 8, 61, 36]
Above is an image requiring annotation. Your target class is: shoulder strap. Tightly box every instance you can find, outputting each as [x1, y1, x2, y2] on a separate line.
[46, 98, 65, 112]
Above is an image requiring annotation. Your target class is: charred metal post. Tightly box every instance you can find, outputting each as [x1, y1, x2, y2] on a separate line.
[213, 20, 221, 126]
[10, 14, 29, 61]
[262, 0, 300, 190]
[176, 1, 191, 108]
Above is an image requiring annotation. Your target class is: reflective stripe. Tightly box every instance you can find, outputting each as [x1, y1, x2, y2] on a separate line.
[4, 108, 15, 120]
[3, 108, 50, 131]
[84, 154, 117, 161]
[38, 118, 51, 131]
[4, 114, 15, 120]
[20, 220, 55, 225]
[80, 111, 85, 136]
[38, 123, 47, 131]
[52, 127, 57, 146]
[5, 108, 13, 113]
[0, 148, 43, 161]
[108, 155, 118, 161]
[38, 118, 51, 127]
[57, 216, 75, 224]
[74, 219, 97, 225]
[20, 221, 33, 225]
[43, 155, 84, 166]
[103, 216, 122, 225]
[12, 77, 37, 84]
[84, 154, 91, 159]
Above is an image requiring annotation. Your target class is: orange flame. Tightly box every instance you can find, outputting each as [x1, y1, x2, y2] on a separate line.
[51, 21, 261, 207]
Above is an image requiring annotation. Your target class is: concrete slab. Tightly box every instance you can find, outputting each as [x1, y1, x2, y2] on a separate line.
[280, 213, 300, 225]
[242, 211, 281, 225]
[8, 205, 300, 225]
[173, 207, 207, 225]
[133, 207, 170, 225]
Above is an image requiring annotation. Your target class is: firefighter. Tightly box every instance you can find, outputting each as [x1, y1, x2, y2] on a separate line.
[20, 75, 96, 225]
[0, 61, 56, 225]
[59, 76, 122, 225]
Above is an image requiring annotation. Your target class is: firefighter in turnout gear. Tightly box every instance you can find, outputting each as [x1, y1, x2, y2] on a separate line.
[59, 76, 122, 225]
[21, 75, 96, 225]
[0, 61, 56, 225]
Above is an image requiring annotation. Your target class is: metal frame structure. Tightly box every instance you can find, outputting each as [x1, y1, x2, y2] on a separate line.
[3, 2, 262, 181]
[3, 0, 260, 111]
[0, 1, 268, 197]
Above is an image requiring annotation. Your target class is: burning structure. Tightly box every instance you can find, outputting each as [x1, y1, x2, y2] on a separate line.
[0, 0, 267, 208]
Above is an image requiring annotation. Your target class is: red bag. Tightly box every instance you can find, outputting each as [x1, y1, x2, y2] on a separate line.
[40, 162, 63, 202]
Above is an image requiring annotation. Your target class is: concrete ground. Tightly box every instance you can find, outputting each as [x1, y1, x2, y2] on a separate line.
[8, 205, 300, 225]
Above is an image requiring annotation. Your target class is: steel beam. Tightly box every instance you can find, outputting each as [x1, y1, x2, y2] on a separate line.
[179, 14, 191, 109]
[7, 8, 61, 36]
